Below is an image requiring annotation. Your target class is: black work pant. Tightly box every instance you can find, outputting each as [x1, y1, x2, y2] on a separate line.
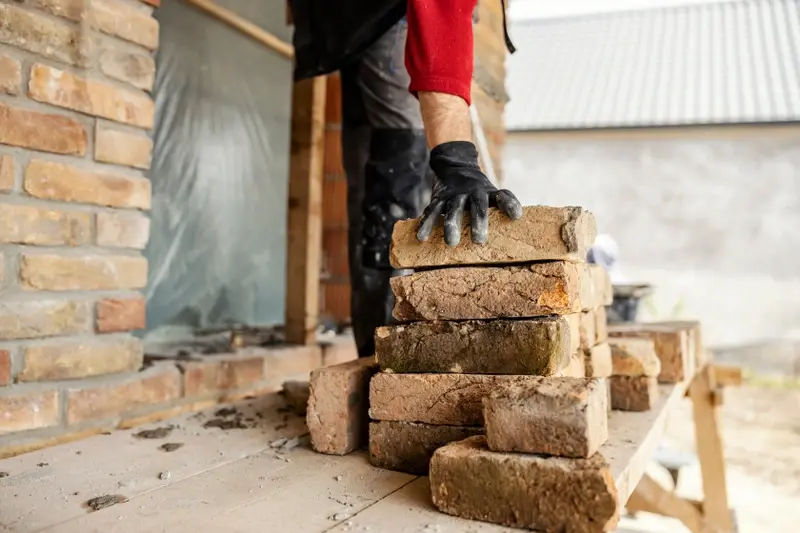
[340, 19, 432, 358]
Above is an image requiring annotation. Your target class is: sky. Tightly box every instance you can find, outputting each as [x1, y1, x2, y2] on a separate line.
[508, 0, 732, 20]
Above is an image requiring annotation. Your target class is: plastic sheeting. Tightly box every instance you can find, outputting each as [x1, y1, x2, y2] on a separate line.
[144, 0, 294, 338]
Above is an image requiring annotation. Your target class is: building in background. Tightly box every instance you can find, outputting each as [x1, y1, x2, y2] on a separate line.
[504, 0, 800, 350]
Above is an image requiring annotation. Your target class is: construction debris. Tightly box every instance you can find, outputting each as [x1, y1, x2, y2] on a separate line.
[159, 443, 184, 452]
[85, 494, 128, 512]
[133, 426, 174, 439]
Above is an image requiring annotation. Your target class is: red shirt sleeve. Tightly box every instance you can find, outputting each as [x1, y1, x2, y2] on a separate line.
[405, 0, 476, 106]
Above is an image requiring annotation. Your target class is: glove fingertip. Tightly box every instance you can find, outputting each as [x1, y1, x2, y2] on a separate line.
[497, 190, 524, 220]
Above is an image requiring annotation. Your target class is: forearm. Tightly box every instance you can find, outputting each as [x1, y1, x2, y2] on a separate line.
[406, 0, 476, 148]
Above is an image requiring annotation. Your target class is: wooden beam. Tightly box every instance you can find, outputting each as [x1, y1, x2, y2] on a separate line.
[690, 365, 735, 531]
[628, 474, 722, 533]
[712, 364, 743, 387]
[183, 0, 294, 59]
[284, 77, 327, 345]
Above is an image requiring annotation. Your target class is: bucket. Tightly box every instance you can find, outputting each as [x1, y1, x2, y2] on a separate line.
[606, 284, 653, 324]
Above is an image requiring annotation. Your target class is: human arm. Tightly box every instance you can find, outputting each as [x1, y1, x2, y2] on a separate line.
[405, 0, 522, 246]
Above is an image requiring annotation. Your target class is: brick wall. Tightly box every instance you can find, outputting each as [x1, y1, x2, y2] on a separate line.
[319, 0, 510, 323]
[0, 0, 157, 451]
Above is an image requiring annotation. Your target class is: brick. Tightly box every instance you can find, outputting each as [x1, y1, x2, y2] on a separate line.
[430, 436, 620, 533]
[584, 342, 613, 378]
[579, 310, 597, 349]
[654, 320, 703, 372]
[609, 323, 689, 383]
[369, 421, 484, 475]
[0, 103, 87, 155]
[484, 378, 608, 458]
[392, 262, 598, 321]
[609, 376, 659, 411]
[259, 344, 323, 381]
[25, 160, 150, 209]
[28, 65, 155, 128]
[320, 335, 357, 367]
[375, 317, 571, 375]
[0, 53, 20, 95]
[0, 300, 90, 340]
[95, 124, 153, 169]
[0, 155, 14, 191]
[370, 373, 548, 426]
[96, 211, 150, 249]
[609, 338, 661, 377]
[557, 351, 586, 378]
[181, 355, 265, 397]
[588, 264, 614, 306]
[307, 356, 377, 455]
[0, 389, 60, 434]
[66, 364, 181, 424]
[0, 350, 10, 385]
[91, 0, 159, 50]
[20, 254, 148, 291]
[0, 204, 90, 246]
[390, 206, 596, 269]
[595, 306, 609, 343]
[96, 297, 146, 332]
[0, 4, 83, 65]
[20, 337, 143, 381]
[17, 0, 84, 21]
[99, 47, 156, 91]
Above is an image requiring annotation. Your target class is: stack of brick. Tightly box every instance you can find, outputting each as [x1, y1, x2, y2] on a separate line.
[365, 206, 614, 475]
[429, 377, 620, 533]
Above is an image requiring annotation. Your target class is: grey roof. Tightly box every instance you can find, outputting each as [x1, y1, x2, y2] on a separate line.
[505, 0, 800, 131]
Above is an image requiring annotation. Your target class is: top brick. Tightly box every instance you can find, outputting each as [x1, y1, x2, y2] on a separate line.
[390, 206, 596, 269]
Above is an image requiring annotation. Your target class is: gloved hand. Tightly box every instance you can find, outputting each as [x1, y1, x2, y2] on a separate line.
[417, 141, 523, 246]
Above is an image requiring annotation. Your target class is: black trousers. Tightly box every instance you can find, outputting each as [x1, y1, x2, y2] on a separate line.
[339, 20, 432, 358]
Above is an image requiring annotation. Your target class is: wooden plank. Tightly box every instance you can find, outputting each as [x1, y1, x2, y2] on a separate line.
[691, 365, 735, 531]
[712, 364, 743, 387]
[628, 474, 722, 533]
[285, 76, 327, 344]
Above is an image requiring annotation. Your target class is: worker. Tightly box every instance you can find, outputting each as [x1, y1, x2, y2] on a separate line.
[291, 0, 524, 358]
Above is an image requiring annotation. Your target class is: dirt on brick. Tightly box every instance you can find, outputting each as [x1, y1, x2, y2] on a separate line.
[133, 426, 174, 439]
[84, 494, 128, 512]
[159, 442, 184, 452]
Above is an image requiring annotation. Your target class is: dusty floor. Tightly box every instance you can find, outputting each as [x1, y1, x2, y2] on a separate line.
[619, 382, 800, 533]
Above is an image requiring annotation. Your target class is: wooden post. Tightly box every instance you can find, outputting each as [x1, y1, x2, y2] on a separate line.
[690, 365, 735, 531]
[628, 474, 721, 533]
[285, 76, 327, 344]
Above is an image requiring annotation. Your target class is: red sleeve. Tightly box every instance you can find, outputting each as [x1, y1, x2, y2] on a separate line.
[405, 0, 476, 105]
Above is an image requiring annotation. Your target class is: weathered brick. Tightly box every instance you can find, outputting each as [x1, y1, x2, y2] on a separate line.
[0, 350, 10, 385]
[91, 0, 159, 50]
[66, 364, 180, 424]
[0, 389, 60, 434]
[0, 155, 14, 191]
[96, 297, 146, 332]
[17, 0, 84, 21]
[0, 53, 21, 95]
[0, 300, 90, 340]
[307, 356, 377, 455]
[654, 320, 702, 372]
[99, 47, 155, 91]
[0, 4, 83, 65]
[370, 373, 548, 426]
[25, 160, 151, 209]
[95, 124, 153, 169]
[20, 254, 148, 291]
[609, 376, 659, 411]
[369, 421, 484, 475]
[584, 342, 612, 378]
[320, 335, 357, 367]
[609, 338, 661, 377]
[579, 310, 597, 349]
[0, 104, 87, 155]
[595, 306, 609, 343]
[375, 317, 571, 375]
[19, 337, 142, 381]
[392, 262, 598, 321]
[557, 351, 586, 378]
[484, 378, 608, 458]
[588, 264, 614, 306]
[28, 65, 155, 128]
[96, 211, 150, 249]
[390, 206, 596, 269]
[180, 355, 264, 397]
[0, 204, 91, 246]
[430, 436, 620, 533]
[609, 323, 689, 383]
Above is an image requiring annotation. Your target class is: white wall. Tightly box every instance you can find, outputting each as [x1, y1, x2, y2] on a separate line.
[503, 127, 800, 347]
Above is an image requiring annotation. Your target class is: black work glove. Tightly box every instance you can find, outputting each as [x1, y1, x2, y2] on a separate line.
[417, 141, 523, 246]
